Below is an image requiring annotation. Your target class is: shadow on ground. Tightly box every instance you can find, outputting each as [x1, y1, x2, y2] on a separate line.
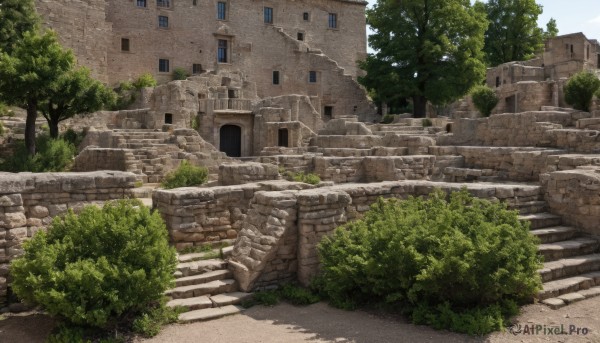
[0, 312, 54, 343]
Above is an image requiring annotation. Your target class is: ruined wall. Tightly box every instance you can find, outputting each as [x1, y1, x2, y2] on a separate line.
[0, 171, 136, 307]
[36, 0, 111, 84]
[218, 163, 280, 186]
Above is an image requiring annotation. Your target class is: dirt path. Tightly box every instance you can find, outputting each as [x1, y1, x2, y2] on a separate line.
[2, 297, 599, 343]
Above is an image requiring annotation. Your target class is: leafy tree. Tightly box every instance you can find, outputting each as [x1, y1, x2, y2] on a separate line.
[360, 0, 488, 118]
[0, 31, 73, 155]
[40, 68, 115, 138]
[0, 0, 39, 54]
[543, 18, 559, 40]
[564, 71, 600, 112]
[471, 85, 499, 117]
[482, 0, 544, 66]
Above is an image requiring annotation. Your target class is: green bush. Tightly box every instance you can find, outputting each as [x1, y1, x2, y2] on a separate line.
[0, 121, 4, 136]
[422, 118, 433, 127]
[11, 200, 177, 329]
[172, 67, 189, 81]
[291, 172, 321, 185]
[279, 284, 320, 306]
[161, 160, 209, 189]
[564, 71, 600, 112]
[471, 85, 499, 117]
[190, 116, 199, 130]
[61, 128, 86, 148]
[381, 113, 395, 124]
[317, 189, 541, 335]
[132, 73, 157, 89]
[132, 300, 182, 337]
[0, 102, 14, 117]
[0, 134, 76, 172]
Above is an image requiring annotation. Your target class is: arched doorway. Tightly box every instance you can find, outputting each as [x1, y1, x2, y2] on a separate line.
[220, 125, 242, 157]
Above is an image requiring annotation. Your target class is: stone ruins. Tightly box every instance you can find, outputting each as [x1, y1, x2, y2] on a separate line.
[1, 0, 600, 323]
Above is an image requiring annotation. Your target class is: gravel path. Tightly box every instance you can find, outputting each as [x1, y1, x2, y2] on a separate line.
[2, 297, 599, 342]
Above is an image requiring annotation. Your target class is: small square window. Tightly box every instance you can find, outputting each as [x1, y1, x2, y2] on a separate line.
[121, 38, 130, 52]
[193, 63, 203, 74]
[159, 59, 170, 72]
[328, 13, 337, 29]
[273, 71, 280, 85]
[137, 0, 147, 7]
[218, 39, 228, 63]
[324, 106, 333, 118]
[165, 113, 173, 124]
[158, 15, 169, 28]
[297, 32, 304, 41]
[309, 71, 317, 83]
[157, 0, 170, 8]
[217, 2, 227, 20]
[193, 0, 197, 5]
[303, 12, 309, 21]
[264, 7, 273, 24]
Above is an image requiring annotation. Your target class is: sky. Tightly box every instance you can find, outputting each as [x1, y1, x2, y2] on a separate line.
[365, 0, 600, 45]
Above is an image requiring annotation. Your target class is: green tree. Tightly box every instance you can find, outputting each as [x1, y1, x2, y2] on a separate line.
[40, 68, 115, 138]
[471, 85, 499, 117]
[564, 71, 600, 112]
[0, 0, 39, 54]
[543, 18, 559, 40]
[482, 0, 544, 66]
[0, 31, 73, 155]
[360, 0, 487, 118]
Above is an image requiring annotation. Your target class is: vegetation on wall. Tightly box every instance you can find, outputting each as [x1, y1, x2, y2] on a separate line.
[564, 71, 600, 112]
[471, 85, 499, 117]
[359, 0, 488, 118]
[316, 189, 541, 335]
[161, 160, 209, 189]
[10, 200, 178, 340]
[173, 67, 190, 81]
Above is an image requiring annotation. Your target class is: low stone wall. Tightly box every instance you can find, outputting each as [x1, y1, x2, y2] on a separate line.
[218, 162, 280, 186]
[313, 157, 364, 183]
[72, 147, 141, 174]
[363, 156, 436, 182]
[0, 171, 136, 307]
[228, 180, 543, 290]
[152, 181, 314, 250]
[543, 168, 600, 236]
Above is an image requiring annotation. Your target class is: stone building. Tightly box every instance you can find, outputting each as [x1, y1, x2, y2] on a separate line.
[35, 0, 375, 124]
[484, 33, 600, 114]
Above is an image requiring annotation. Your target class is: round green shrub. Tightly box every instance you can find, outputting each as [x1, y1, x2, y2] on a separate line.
[471, 85, 499, 117]
[172, 67, 190, 81]
[161, 160, 209, 189]
[317, 189, 541, 335]
[564, 71, 600, 112]
[0, 134, 76, 172]
[10, 200, 177, 328]
[132, 73, 157, 89]
[291, 171, 321, 185]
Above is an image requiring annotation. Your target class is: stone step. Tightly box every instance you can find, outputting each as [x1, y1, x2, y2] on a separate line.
[541, 287, 600, 309]
[519, 213, 562, 230]
[539, 254, 600, 282]
[167, 295, 212, 311]
[166, 279, 237, 299]
[210, 292, 254, 307]
[176, 259, 228, 277]
[531, 226, 578, 244]
[178, 305, 243, 324]
[178, 251, 222, 263]
[539, 238, 599, 262]
[510, 200, 547, 215]
[175, 270, 233, 287]
[538, 272, 600, 300]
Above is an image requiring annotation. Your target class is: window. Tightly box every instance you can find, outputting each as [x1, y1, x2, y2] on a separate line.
[193, 0, 197, 5]
[308, 71, 317, 83]
[165, 113, 173, 124]
[297, 32, 304, 41]
[278, 128, 289, 147]
[137, 0, 147, 7]
[159, 58, 170, 72]
[121, 38, 130, 52]
[272, 71, 280, 85]
[328, 13, 337, 29]
[157, 0, 170, 8]
[217, 39, 228, 63]
[264, 7, 273, 24]
[217, 2, 227, 20]
[303, 12, 309, 21]
[193, 63, 203, 74]
[495, 76, 500, 87]
[324, 106, 333, 118]
[158, 15, 169, 28]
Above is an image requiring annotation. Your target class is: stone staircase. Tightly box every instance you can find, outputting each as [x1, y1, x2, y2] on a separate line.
[519, 210, 600, 309]
[165, 249, 253, 323]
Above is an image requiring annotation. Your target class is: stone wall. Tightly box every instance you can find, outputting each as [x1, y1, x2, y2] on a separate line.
[227, 180, 543, 290]
[543, 168, 600, 236]
[218, 163, 280, 185]
[0, 171, 136, 307]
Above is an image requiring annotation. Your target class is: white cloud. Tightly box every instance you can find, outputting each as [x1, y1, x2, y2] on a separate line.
[587, 15, 600, 24]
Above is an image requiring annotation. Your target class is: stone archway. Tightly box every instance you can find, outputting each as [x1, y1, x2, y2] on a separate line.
[219, 124, 242, 157]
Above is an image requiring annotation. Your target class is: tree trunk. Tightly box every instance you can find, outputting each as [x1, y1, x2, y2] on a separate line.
[25, 100, 38, 156]
[413, 95, 427, 118]
[49, 116, 60, 139]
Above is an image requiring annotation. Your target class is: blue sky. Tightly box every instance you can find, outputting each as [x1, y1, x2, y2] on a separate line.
[365, 0, 600, 41]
